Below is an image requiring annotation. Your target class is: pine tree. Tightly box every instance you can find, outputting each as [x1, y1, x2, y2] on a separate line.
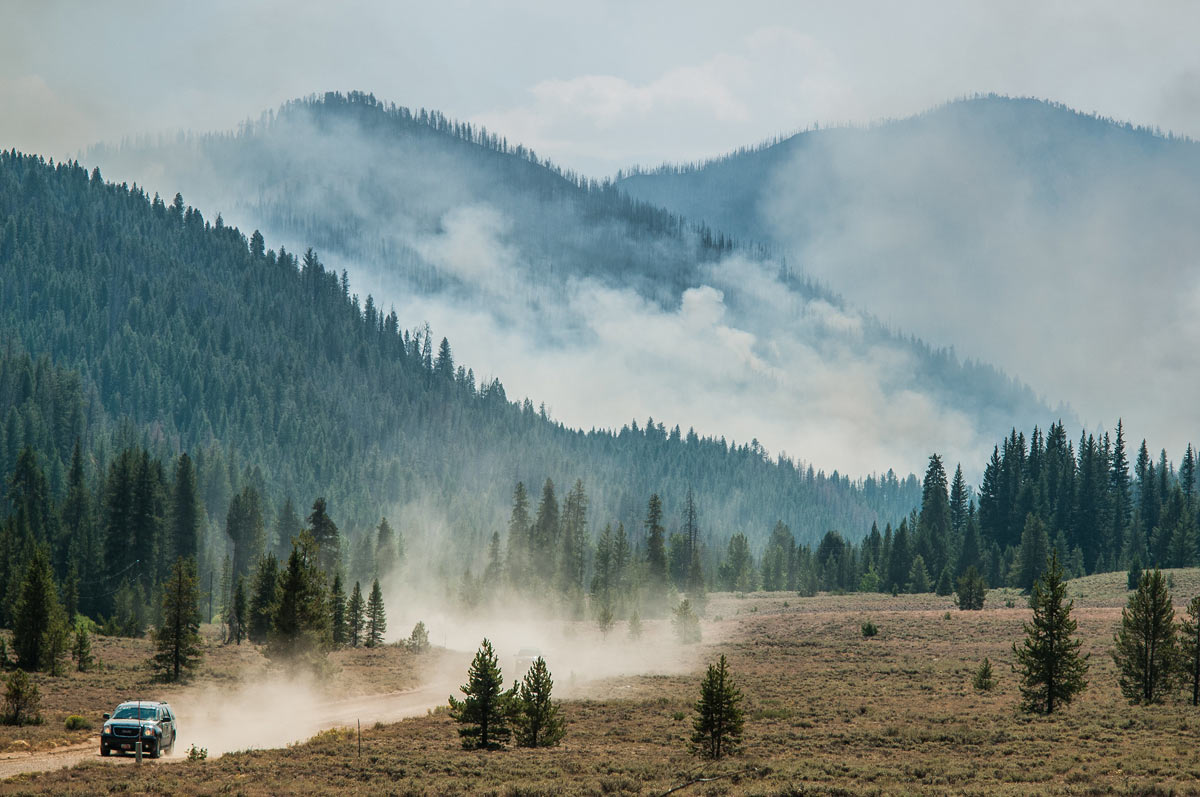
[1180, 595, 1200, 706]
[1012, 551, 1088, 713]
[1113, 569, 1179, 704]
[645, 494, 668, 603]
[230, 577, 247, 645]
[972, 657, 996, 692]
[306, 498, 340, 575]
[955, 566, 987, 611]
[152, 557, 203, 681]
[917, 454, 953, 578]
[514, 656, 565, 747]
[691, 655, 744, 760]
[906, 554, 931, 593]
[269, 534, 331, 660]
[375, 517, 398, 576]
[448, 639, 513, 749]
[12, 546, 68, 673]
[330, 574, 347, 646]
[627, 609, 643, 640]
[247, 554, 280, 644]
[169, 453, 200, 564]
[504, 482, 530, 588]
[1011, 514, 1050, 591]
[71, 621, 95, 672]
[348, 581, 365, 647]
[365, 579, 386, 647]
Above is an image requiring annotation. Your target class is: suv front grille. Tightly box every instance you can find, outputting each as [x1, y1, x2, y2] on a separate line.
[113, 727, 140, 737]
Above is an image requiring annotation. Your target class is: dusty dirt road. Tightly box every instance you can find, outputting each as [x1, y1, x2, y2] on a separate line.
[0, 681, 453, 781]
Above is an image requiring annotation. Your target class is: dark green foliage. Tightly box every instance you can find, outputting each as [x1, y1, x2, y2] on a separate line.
[917, 454, 952, 579]
[306, 498, 339, 576]
[71, 621, 95, 672]
[169, 454, 200, 564]
[11, 546, 68, 673]
[973, 658, 996, 692]
[448, 639, 512, 750]
[906, 554, 931, 594]
[935, 565, 954, 596]
[718, 533, 756, 592]
[247, 554, 280, 644]
[2, 669, 42, 725]
[226, 486, 264, 583]
[1011, 514, 1050, 592]
[365, 579, 386, 647]
[860, 621, 878, 638]
[1113, 570, 1179, 704]
[673, 599, 701, 644]
[1013, 551, 1088, 713]
[229, 578, 247, 645]
[1180, 596, 1200, 706]
[153, 557, 202, 681]
[269, 534, 330, 660]
[955, 566, 986, 611]
[1128, 558, 1143, 591]
[347, 581, 364, 648]
[645, 494, 668, 601]
[514, 656, 565, 747]
[375, 517, 399, 576]
[691, 655, 743, 760]
[329, 574, 347, 647]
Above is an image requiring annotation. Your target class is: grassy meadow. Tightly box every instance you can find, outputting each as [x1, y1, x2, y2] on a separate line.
[5, 571, 1200, 795]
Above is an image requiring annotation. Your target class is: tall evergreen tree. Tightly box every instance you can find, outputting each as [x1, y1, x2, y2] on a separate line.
[330, 573, 347, 646]
[1011, 514, 1051, 591]
[645, 493, 668, 601]
[226, 485, 264, 582]
[365, 578, 386, 647]
[917, 454, 953, 578]
[504, 482, 530, 588]
[306, 498, 340, 575]
[375, 517, 398, 576]
[531, 479, 559, 583]
[1113, 569, 1179, 704]
[448, 639, 512, 750]
[347, 581, 365, 648]
[691, 654, 744, 760]
[558, 479, 588, 599]
[247, 553, 280, 644]
[1013, 551, 1088, 713]
[11, 545, 68, 673]
[272, 498, 303, 559]
[1180, 595, 1200, 706]
[514, 656, 565, 747]
[152, 557, 202, 681]
[269, 533, 331, 659]
[169, 453, 200, 565]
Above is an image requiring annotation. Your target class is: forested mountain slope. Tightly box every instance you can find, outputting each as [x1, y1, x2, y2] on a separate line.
[617, 95, 1199, 449]
[87, 91, 1055, 480]
[0, 150, 918, 562]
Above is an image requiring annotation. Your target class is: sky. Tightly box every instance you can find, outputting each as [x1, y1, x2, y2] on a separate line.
[3, 2, 1200, 177]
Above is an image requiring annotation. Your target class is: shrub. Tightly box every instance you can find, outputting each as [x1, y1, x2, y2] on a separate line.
[65, 714, 91, 730]
[861, 622, 878, 638]
[186, 744, 208, 761]
[2, 670, 42, 726]
[955, 566, 987, 611]
[973, 658, 996, 692]
[405, 621, 430, 654]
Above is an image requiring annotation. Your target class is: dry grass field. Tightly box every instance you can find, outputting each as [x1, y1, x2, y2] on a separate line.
[6, 570, 1200, 795]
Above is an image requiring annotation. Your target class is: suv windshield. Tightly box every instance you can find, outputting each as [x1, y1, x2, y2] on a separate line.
[112, 707, 158, 720]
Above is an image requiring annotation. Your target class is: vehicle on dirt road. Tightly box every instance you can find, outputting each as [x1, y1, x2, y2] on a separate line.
[100, 701, 177, 758]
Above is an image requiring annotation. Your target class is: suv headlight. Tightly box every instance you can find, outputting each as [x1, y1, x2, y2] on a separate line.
[103, 723, 112, 733]
[143, 726, 155, 736]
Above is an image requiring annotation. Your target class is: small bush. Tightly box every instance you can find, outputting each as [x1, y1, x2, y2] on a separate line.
[861, 622, 878, 638]
[186, 744, 208, 761]
[673, 600, 702, 644]
[973, 658, 996, 692]
[2, 670, 42, 726]
[64, 714, 91, 731]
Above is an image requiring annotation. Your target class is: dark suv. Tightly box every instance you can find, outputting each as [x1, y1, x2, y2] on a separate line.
[101, 701, 177, 758]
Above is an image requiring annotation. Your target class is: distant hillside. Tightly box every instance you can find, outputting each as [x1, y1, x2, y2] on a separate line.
[87, 92, 1056, 479]
[0, 149, 920, 563]
[618, 95, 1199, 447]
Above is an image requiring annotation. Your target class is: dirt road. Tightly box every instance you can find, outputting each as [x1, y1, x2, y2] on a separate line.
[0, 681, 453, 781]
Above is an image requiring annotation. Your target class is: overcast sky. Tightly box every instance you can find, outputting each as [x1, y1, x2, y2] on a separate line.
[3, 1, 1200, 177]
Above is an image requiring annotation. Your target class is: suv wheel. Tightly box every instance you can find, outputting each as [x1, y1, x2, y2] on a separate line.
[100, 745, 110, 757]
